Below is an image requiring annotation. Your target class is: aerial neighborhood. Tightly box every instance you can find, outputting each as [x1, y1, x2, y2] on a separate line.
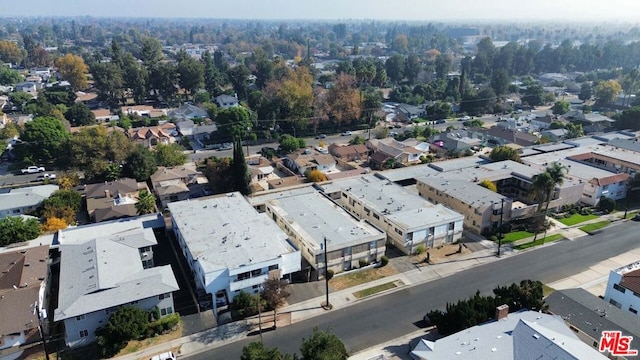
[1, 10, 640, 360]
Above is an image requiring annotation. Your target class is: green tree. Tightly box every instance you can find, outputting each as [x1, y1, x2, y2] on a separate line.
[65, 103, 96, 126]
[96, 306, 150, 357]
[261, 278, 291, 329]
[489, 146, 520, 162]
[216, 106, 253, 140]
[241, 342, 295, 360]
[300, 327, 348, 360]
[490, 69, 510, 96]
[232, 137, 251, 195]
[123, 145, 158, 181]
[202, 50, 224, 96]
[614, 106, 640, 130]
[135, 190, 157, 215]
[139, 37, 163, 68]
[8, 92, 33, 111]
[0, 217, 40, 246]
[0, 122, 21, 139]
[228, 64, 251, 101]
[0, 65, 23, 85]
[40, 189, 82, 224]
[435, 54, 452, 80]
[69, 127, 132, 180]
[194, 91, 211, 104]
[404, 53, 421, 85]
[564, 123, 584, 139]
[178, 55, 205, 98]
[385, 54, 404, 85]
[203, 157, 235, 195]
[551, 100, 570, 115]
[349, 135, 365, 145]
[122, 52, 148, 104]
[579, 82, 592, 101]
[91, 62, 124, 105]
[17, 116, 69, 166]
[149, 62, 179, 103]
[522, 83, 544, 107]
[155, 143, 187, 167]
[279, 135, 305, 154]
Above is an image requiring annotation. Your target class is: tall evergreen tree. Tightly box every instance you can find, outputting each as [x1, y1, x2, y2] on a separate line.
[232, 137, 251, 195]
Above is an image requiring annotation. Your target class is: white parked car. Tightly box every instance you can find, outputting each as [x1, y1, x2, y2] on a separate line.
[341, 131, 353, 136]
[150, 352, 176, 360]
[36, 173, 56, 181]
[21, 166, 45, 174]
[460, 116, 471, 121]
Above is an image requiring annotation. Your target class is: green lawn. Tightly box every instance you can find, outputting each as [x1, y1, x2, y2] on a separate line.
[353, 281, 399, 299]
[542, 284, 556, 297]
[622, 211, 639, 220]
[557, 213, 598, 226]
[502, 230, 535, 243]
[579, 220, 612, 233]
[513, 234, 564, 250]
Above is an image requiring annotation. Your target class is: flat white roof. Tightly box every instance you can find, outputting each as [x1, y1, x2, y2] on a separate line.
[168, 193, 297, 273]
[320, 175, 463, 230]
[266, 191, 385, 252]
[417, 177, 509, 210]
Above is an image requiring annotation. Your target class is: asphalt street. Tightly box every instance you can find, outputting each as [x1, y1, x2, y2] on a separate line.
[188, 220, 639, 359]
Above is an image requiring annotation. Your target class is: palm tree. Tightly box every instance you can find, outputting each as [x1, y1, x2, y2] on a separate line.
[135, 190, 157, 215]
[529, 171, 555, 242]
[542, 162, 568, 238]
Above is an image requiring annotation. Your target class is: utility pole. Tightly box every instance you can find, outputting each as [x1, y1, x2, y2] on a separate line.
[323, 237, 332, 310]
[498, 198, 505, 257]
[257, 285, 263, 343]
[35, 302, 50, 360]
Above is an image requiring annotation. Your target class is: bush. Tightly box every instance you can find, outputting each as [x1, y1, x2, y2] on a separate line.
[358, 259, 369, 268]
[380, 255, 389, 267]
[414, 244, 426, 255]
[599, 197, 616, 213]
[147, 313, 180, 336]
[326, 269, 334, 280]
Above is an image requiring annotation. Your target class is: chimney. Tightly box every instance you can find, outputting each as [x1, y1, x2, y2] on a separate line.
[495, 304, 509, 321]
[105, 189, 111, 198]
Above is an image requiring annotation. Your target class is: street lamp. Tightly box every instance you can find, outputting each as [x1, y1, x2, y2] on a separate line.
[322, 237, 332, 310]
[497, 197, 505, 257]
[257, 284, 264, 343]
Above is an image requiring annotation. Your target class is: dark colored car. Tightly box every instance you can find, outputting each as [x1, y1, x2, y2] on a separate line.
[633, 213, 640, 221]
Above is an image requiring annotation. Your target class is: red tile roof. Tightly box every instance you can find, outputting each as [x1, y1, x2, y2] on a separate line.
[621, 268, 640, 294]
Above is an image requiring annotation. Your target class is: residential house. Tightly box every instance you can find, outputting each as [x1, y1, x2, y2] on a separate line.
[265, 188, 386, 276]
[167, 103, 208, 121]
[246, 156, 276, 188]
[150, 165, 209, 208]
[14, 82, 38, 93]
[483, 126, 539, 147]
[127, 123, 177, 148]
[54, 214, 179, 348]
[411, 307, 608, 360]
[366, 138, 425, 167]
[0, 245, 50, 360]
[318, 175, 464, 255]
[540, 128, 568, 141]
[546, 288, 640, 358]
[121, 105, 167, 118]
[176, 120, 195, 137]
[283, 152, 337, 176]
[328, 144, 369, 162]
[84, 178, 150, 222]
[0, 185, 59, 219]
[91, 109, 119, 123]
[430, 131, 482, 156]
[395, 103, 427, 122]
[530, 114, 555, 130]
[28, 67, 51, 78]
[192, 124, 218, 145]
[214, 94, 239, 109]
[604, 260, 640, 316]
[167, 194, 301, 313]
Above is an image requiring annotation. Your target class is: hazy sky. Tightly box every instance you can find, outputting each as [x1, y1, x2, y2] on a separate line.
[5, 0, 640, 21]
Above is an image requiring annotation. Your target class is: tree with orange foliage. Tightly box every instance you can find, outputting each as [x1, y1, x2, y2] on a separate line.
[305, 169, 328, 183]
[322, 74, 362, 126]
[40, 217, 67, 233]
[56, 53, 89, 90]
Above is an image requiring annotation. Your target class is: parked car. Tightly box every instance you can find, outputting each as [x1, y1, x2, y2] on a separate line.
[389, 131, 398, 137]
[315, 134, 327, 139]
[435, 119, 447, 124]
[150, 352, 176, 360]
[460, 116, 471, 121]
[21, 166, 45, 174]
[217, 143, 233, 151]
[341, 131, 353, 136]
[633, 213, 640, 221]
[36, 173, 56, 181]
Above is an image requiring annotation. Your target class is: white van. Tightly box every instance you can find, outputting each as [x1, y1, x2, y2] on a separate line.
[150, 351, 176, 360]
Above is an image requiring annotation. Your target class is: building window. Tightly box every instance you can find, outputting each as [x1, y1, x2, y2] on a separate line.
[630, 307, 638, 314]
[76, 315, 85, 321]
[79, 329, 89, 338]
[394, 228, 402, 235]
[237, 271, 250, 281]
[159, 293, 172, 300]
[160, 307, 173, 316]
[609, 299, 622, 308]
[268, 264, 278, 271]
[373, 213, 380, 220]
[342, 193, 347, 198]
[613, 283, 626, 293]
[251, 269, 262, 277]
